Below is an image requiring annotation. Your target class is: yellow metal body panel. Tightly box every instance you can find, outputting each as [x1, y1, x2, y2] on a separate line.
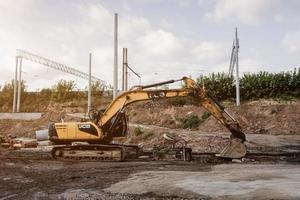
[55, 122, 102, 141]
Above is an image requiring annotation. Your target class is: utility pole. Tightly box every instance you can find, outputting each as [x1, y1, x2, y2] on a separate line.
[88, 53, 92, 113]
[122, 48, 125, 91]
[123, 48, 128, 91]
[235, 28, 240, 106]
[113, 13, 118, 99]
[12, 56, 18, 112]
[229, 27, 240, 106]
[122, 48, 140, 90]
[16, 57, 22, 112]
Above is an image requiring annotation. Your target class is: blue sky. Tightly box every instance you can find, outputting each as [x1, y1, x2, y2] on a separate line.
[0, 0, 300, 90]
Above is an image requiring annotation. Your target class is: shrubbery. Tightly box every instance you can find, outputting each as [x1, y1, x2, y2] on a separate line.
[133, 126, 143, 136]
[179, 115, 200, 129]
[1, 68, 299, 112]
[0, 79, 108, 112]
[197, 68, 300, 101]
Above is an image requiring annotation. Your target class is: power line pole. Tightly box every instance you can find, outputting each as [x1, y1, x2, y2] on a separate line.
[88, 53, 92, 113]
[229, 27, 240, 106]
[124, 48, 128, 91]
[17, 57, 22, 112]
[122, 48, 127, 91]
[113, 13, 118, 99]
[12, 56, 18, 112]
[122, 48, 140, 91]
[235, 28, 240, 106]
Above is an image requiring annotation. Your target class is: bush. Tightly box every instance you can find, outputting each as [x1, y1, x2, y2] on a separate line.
[133, 127, 143, 136]
[197, 73, 234, 101]
[179, 115, 200, 129]
[0, 80, 26, 110]
[51, 80, 80, 102]
[196, 68, 300, 101]
[168, 97, 187, 106]
[168, 96, 198, 106]
[142, 131, 154, 140]
[201, 111, 211, 120]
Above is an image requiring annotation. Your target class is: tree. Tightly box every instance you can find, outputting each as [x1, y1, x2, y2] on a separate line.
[0, 80, 26, 107]
[52, 80, 77, 102]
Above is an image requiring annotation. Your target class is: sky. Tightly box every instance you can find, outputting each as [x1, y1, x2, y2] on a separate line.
[1, 0, 300, 91]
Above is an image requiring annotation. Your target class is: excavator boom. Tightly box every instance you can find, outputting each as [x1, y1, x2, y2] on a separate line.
[98, 77, 246, 158]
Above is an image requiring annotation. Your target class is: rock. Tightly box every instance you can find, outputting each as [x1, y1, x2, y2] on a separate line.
[232, 159, 242, 163]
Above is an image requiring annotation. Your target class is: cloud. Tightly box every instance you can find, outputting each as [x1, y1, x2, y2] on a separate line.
[0, 1, 114, 90]
[0, 1, 186, 90]
[191, 41, 227, 64]
[238, 58, 264, 73]
[0, 0, 294, 92]
[136, 29, 182, 57]
[205, 0, 279, 25]
[178, 0, 191, 7]
[282, 30, 300, 53]
[119, 15, 151, 41]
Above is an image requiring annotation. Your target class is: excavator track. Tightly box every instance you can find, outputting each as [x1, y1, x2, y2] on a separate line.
[51, 144, 126, 161]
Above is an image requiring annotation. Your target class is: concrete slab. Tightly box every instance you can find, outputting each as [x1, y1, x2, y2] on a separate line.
[0, 113, 42, 120]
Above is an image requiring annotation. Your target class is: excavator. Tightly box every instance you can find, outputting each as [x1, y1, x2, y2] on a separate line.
[48, 77, 246, 161]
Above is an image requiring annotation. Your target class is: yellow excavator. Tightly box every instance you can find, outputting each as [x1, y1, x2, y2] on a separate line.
[49, 77, 246, 161]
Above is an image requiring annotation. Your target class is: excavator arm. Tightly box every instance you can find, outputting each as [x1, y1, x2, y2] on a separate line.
[98, 77, 246, 158]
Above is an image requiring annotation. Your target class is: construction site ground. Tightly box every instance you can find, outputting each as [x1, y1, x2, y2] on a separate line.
[0, 99, 300, 199]
[1, 150, 300, 200]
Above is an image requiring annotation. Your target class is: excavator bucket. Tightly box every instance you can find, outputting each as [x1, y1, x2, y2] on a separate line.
[216, 138, 246, 159]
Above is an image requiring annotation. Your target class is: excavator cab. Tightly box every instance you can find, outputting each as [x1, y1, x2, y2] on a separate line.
[101, 111, 128, 139]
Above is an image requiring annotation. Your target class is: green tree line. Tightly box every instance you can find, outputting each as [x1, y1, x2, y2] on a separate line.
[1, 69, 299, 111]
[0, 79, 110, 111]
[197, 68, 300, 101]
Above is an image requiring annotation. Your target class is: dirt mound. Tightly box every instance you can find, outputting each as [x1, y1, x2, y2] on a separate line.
[0, 99, 299, 150]
[127, 99, 300, 136]
[0, 103, 83, 138]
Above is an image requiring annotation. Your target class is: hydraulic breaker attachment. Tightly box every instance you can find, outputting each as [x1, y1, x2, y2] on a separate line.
[216, 138, 247, 159]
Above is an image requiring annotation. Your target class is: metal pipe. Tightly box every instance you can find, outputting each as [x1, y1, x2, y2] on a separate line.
[140, 79, 177, 89]
[88, 53, 92, 112]
[13, 56, 18, 112]
[113, 13, 118, 99]
[17, 57, 22, 112]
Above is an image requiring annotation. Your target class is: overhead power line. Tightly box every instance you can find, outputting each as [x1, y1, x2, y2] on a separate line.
[16, 49, 106, 84]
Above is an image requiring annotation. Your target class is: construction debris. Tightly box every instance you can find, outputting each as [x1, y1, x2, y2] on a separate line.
[0, 135, 37, 149]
